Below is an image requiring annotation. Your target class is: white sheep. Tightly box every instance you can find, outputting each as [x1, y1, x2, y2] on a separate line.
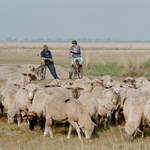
[97, 97, 117, 129]
[43, 95, 95, 140]
[78, 91, 99, 123]
[15, 83, 38, 126]
[6, 73, 37, 87]
[123, 96, 147, 141]
[27, 87, 70, 131]
[2, 90, 17, 123]
[123, 89, 150, 141]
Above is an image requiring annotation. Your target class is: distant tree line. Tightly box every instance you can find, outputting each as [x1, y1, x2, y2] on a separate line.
[1, 36, 150, 43]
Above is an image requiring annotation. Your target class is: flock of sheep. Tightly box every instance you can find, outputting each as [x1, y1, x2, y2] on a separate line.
[1, 70, 150, 141]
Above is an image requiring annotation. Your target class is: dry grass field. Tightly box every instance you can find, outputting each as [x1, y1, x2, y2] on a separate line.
[1, 42, 150, 149]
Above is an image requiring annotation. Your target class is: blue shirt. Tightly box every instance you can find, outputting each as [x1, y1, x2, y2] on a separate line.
[41, 50, 52, 62]
[70, 45, 81, 58]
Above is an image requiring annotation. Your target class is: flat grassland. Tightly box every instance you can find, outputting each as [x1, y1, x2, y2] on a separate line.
[1, 43, 150, 149]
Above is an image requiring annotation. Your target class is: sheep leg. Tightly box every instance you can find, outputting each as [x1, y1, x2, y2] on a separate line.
[115, 103, 121, 126]
[17, 112, 21, 126]
[70, 121, 82, 140]
[104, 118, 108, 130]
[67, 124, 73, 139]
[7, 114, 10, 124]
[44, 117, 53, 138]
[1, 105, 3, 116]
[43, 124, 49, 137]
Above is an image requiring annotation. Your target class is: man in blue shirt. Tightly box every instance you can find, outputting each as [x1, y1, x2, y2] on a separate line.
[41, 45, 59, 79]
[68, 40, 83, 78]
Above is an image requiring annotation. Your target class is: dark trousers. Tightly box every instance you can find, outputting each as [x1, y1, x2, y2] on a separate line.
[45, 61, 58, 79]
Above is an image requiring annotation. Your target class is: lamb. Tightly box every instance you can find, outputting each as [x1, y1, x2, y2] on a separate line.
[78, 91, 99, 123]
[15, 83, 38, 126]
[43, 95, 95, 140]
[27, 87, 70, 131]
[6, 73, 37, 87]
[96, 97, 117, 129]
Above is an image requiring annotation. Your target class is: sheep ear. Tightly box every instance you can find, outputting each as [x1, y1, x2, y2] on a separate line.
[93, 122, 97, 126]
[123, 80, 127, 83]
[29, 66, 31, 68]
[22, 73, 27, 76]
[28, 73, 37, 81]
[45, 85, 50, 88]
[79, 88, 84, 91]
[22, 87, 26, 90]
[45, 85, 61, 87]
[65, 87, 73, 90]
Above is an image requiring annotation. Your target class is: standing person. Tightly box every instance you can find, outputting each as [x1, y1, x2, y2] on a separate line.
[41, 45, 59, 79]
[68, 40, 83, 78]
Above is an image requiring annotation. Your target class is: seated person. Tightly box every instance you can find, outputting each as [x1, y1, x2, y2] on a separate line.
[41, 45, 59, 79]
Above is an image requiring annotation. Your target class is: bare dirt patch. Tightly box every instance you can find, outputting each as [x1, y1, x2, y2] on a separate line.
[0, 64, 69, 80]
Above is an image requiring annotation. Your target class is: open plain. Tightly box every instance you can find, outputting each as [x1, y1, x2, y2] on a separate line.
[1, 43, 150, 149]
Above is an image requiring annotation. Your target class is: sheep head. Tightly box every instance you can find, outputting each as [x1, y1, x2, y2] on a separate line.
[27, 112, 38, 131]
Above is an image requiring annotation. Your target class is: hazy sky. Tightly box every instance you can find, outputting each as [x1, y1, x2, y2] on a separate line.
[1, 0, 150, 41]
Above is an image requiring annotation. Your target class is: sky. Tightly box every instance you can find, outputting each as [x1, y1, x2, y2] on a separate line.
[0, 0, 150, 41]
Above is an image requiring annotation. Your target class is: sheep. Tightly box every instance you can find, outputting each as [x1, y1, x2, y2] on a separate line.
[0, 84, 19, 98]
[15, 83, 38, 126]
[73, 76, 91, 85]
[96, 97, 117, 129]
[65, 85, 84, 99]
[100, 87, 121, 126]
[78, 91, 99, 123]
[144, 99, 150, 129]
[6, 72, 37, 87]
[49, 79, 62, 86]
[123, 96, 147, 141]
[29, 65, 44, 80]
[29, 65, 36, 73]
[100, 75, 113, 88]
[27, 87, 70, 131]
[43, 95, 95, 140]
[122, 77, 136, 90]
[2, 90, 17, 123]
[62, 79, 74, 87]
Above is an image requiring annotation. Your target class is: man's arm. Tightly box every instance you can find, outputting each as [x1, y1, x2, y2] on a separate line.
[69, 45, 80, 54]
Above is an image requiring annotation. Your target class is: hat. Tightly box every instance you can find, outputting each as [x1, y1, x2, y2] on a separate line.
[43, 44, 48, 50]
[72, 40, 77, 44]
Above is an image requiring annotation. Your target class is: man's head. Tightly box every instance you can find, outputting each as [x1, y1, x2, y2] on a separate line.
[43, 45, 48, 51]
[72, 40, 77, 47]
